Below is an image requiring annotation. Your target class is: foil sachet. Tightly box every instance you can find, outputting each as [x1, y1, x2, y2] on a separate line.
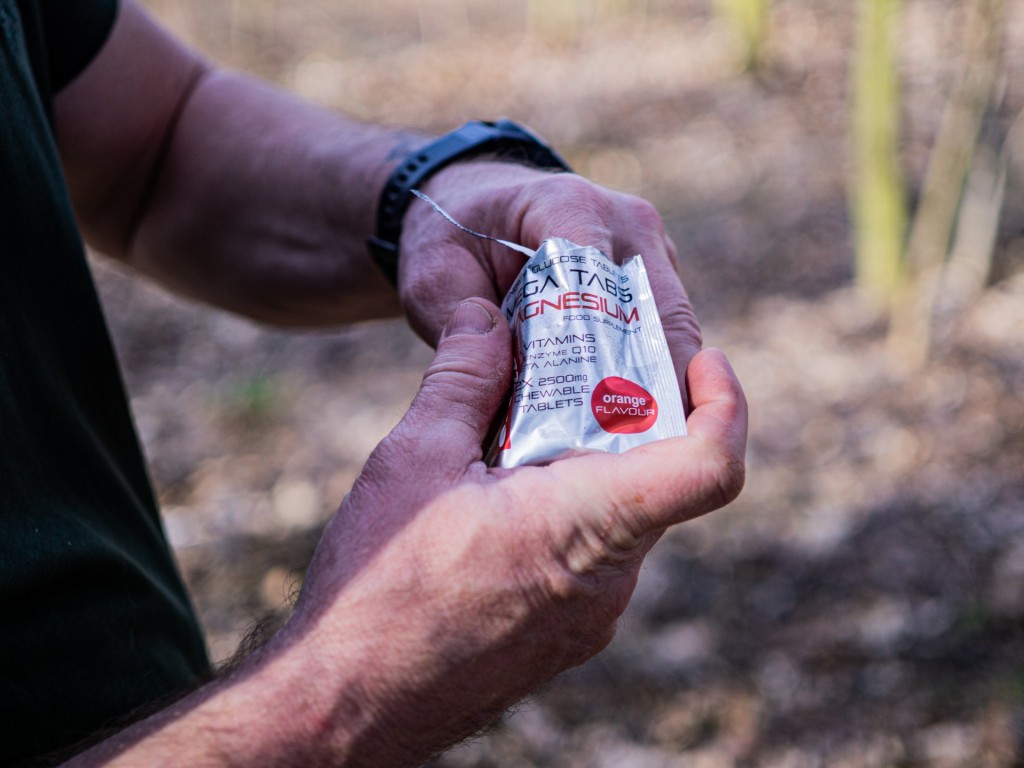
[486, 238, 686, 467]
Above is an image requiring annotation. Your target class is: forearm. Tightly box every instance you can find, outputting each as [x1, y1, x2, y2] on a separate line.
[128, 70, 417, 326]
[61, 550, 537, 768]
[58, 291, 746, 767]
[62, 636, 330, 766]
[56, 0, 418, 326]
[62, 601, 458, 768]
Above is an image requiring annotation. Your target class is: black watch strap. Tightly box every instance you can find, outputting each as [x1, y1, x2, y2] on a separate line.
[367, 119, 572, 285]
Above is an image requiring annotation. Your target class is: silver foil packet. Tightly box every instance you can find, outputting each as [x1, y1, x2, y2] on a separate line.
[487, 238, 686, 467]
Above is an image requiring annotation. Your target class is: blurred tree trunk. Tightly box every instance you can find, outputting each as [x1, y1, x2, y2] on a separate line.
[927, 111, 1012, 351]
[888, 0, 1005, 367]
[850, 0, 906, 310]
[713, 0, 770, 71]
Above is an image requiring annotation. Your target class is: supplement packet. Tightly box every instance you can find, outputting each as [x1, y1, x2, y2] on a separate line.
[486, 237, 686, 467]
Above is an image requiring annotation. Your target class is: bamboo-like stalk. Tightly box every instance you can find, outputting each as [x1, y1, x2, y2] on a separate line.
[888, 0, 1004, 366]
[928, 126, 1009, 350]
[850, 0, 907, 309]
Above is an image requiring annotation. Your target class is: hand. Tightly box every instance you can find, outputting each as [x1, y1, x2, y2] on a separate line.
[287, 297, 746, 765]
[399, 163, 702, 409]
[64, 298, 744, 768]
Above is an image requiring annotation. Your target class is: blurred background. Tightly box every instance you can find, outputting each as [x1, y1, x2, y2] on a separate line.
[92, 0, 1024, 765]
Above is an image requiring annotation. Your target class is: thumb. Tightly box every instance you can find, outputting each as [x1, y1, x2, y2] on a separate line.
[382, 299, 512, 481]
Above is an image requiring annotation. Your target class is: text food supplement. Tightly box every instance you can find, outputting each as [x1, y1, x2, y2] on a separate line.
[486, 238, 686, 467]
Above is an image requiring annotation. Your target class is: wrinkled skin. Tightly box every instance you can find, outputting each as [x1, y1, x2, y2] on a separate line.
[401, 164, 701, 411]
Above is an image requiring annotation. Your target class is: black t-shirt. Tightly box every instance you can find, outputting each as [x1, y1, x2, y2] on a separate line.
[1, 1, 210, 763]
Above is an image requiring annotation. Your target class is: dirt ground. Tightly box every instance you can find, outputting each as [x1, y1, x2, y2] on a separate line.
[91, 1, 1024, 765]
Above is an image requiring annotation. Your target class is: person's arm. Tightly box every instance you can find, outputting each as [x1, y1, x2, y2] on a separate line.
[52, 6, 742, 763]
[62, 298, 746, 767]
[56, 0, 412, 326]
[56, 3, 699, 392]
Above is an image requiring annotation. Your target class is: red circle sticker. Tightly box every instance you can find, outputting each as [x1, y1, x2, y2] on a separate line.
[591, 377, 659, 434]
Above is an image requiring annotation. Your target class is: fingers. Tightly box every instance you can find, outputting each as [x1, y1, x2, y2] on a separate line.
[614, 215, 702, 414]
[545, 348, 747, 547]
[370, 299, 513, 487]
[631, 347, 748, 521]
[399, 245, 501, 345]
[514, 177, 703, 410]
[682, 348, 748, 461]
[399, 163, 537, 346]
[399, 168, 702, 418]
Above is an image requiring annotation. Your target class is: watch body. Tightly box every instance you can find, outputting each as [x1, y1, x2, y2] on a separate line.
[367, 119, 571, 285]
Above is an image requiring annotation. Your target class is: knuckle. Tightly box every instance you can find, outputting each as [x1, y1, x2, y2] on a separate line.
[545, 522, 640, 603]
[354, 435, 420, 497]
[399, 259, 445, 313]
[624, 194, 666, 234]
[664, 234, 682, 271]
[421, 360, 502, 409]
[399, 262, 454, 341]
[527, 175, 614, 237]
[538, 172, 602, 203]
[708, 453, 746, 510]
[413, 358, 506, 425]
[660, 301, 704, 349]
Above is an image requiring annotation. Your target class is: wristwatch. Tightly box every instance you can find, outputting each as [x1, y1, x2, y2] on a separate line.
[366, 119, 572, 285]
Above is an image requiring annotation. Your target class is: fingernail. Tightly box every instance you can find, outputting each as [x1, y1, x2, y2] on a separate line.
[444, 300, 495, 338]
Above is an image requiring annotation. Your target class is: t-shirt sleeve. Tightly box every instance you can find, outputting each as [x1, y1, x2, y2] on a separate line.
[38, 0, 119, 92]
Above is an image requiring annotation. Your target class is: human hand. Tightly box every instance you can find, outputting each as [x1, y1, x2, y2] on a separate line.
[286, 297, 746, 765]
[68, 298, 744, 768]
[399, 162, 701, 410]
